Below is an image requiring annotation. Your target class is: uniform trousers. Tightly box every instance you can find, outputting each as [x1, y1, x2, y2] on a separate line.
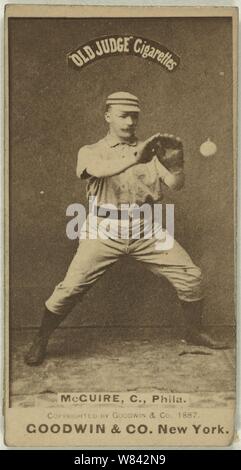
[46, 214, 204, 315]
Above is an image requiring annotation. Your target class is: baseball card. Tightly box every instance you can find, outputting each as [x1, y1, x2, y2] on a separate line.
[4, 4, 238, 448]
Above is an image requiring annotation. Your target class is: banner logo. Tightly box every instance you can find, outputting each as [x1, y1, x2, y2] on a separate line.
[67, 35, 180, 72]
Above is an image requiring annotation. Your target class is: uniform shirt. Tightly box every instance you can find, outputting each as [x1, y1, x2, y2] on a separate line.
[76, 133, 170, 208]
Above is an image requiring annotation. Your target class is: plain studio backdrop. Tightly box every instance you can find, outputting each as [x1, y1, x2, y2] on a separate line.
[8, 17, 234, 329]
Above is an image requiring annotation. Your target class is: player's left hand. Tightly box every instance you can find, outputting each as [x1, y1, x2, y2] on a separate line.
[154, 133, 184, 171]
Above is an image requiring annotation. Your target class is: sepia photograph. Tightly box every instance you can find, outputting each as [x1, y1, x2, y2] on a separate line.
[4, 5, 238, 447]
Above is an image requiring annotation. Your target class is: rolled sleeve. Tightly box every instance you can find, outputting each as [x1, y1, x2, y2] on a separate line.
[76, 146, 91, 179]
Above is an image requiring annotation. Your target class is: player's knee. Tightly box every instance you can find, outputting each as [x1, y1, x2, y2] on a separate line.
[46, 277, 86, 300]
[182, 265, 204, 289]
[176, 266, 204, 301]
[188, 265, 205, 295]
[192, 266, 203, 283]
[56, 281, 87, 297]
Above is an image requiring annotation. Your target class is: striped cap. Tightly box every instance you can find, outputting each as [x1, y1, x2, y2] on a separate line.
[106, 91, 140, 112]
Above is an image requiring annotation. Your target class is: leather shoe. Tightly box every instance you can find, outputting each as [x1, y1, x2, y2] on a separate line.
[185, 332, 229, 349]
[25, 335, 49, 366]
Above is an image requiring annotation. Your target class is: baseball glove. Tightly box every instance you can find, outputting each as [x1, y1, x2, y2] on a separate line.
[154, 135, 184, 172]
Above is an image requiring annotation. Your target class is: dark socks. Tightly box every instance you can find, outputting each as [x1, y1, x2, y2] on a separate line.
[180, 299, 229, 349]
[38, 307, 68, 339]
[180, 299, 203, 336]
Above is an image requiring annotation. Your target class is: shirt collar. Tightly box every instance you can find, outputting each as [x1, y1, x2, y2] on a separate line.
[105, 133, 138, 148]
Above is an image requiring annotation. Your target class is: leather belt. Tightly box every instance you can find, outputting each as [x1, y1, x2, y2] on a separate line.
[93, 206, 150, 220]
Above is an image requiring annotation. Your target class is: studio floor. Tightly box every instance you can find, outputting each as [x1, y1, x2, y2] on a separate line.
[10, 327, 235, 408]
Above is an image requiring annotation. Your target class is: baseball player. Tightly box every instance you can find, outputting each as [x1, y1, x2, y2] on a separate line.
[25, 91, 227, 366]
